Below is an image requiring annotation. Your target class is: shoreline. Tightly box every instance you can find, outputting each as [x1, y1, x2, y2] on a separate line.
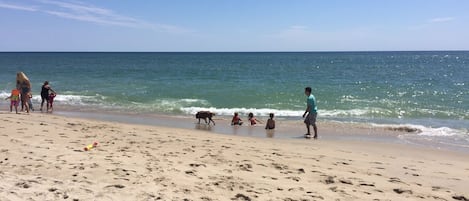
[1, 105, 468, 153]
[56, 109, 469, 154]
[0, 111, 468, 200]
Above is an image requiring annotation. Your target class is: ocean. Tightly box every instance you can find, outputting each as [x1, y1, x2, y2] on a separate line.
[1, 52, 468, 148]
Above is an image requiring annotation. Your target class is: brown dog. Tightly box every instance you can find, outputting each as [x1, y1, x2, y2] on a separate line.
[196, 111, 215, 125]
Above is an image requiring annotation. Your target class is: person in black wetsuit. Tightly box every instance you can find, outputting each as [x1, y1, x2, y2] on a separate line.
[40, 81, 55, 112]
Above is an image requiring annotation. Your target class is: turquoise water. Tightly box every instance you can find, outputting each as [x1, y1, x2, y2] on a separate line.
[0, 52, 468, 137]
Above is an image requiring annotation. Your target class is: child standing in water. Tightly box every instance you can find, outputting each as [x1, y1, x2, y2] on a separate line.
[5, 88, 20, 114]
[48, 92, 57, 112]
[27, 92, 34, 111]
[265, 113, 275, 130]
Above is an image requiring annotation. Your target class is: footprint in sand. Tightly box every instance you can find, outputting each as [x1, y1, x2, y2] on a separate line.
[271, 163, 288, 171]
[185, 170, 197, 176]
[271, 152, 282, 156]
[431, 186, 447, 192]
[334, 161, 350, 166]
[15, 181, 31, 189]
[190, 163, 206, 168]
[284, 176, 301, 182]
[109, 168, 135, 177]
[393, 188, 412, 194]
[287, 187, 305, 192]
[262, 176, 278, 180]
[238, 164, 253, 172]
[374, 166, 386, 170]
[359, 182, 375, 187]
[338, 178, 353, 185]
[232, 193, 251, 201]
[200, 196, 213, 201]
[322, 175, 335, 184]
[105, 184, 125, 189]
[388, 177, 406, 184]
[452, 195, 469, 201]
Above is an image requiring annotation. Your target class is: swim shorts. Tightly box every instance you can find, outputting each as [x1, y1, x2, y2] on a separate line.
[304, 113, 317, 126]
[10, 100, 19, 106]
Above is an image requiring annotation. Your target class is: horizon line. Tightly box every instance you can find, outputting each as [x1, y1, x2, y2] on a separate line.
[1, 50, 469, 53]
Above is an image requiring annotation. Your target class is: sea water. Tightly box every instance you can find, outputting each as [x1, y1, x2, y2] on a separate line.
[0, 52, 468, 147]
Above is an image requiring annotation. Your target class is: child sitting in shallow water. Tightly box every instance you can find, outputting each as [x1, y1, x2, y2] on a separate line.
[231, 112, 243, 125]
[265, 113, 275, 130]
[248, 112, 262, 125]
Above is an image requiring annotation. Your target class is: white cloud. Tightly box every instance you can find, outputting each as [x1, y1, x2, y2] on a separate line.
[44, 10, 138, 27]
[40, 0, 191, 33]
[429, 17, 455, 23]
[0, 0, 190, 34]
[0, 2, 37, 11]
[39, 0, 112, 15]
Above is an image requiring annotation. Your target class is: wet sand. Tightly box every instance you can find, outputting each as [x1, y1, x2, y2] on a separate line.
[0, 111, 468, 200]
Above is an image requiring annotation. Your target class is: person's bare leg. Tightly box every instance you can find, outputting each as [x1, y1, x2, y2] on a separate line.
[40, 99, 44, 111]
[22, 97, 29, 113]
[25, 100, 29, 113]
[305, 124, 311, 137]
[313, 125, 318, 139]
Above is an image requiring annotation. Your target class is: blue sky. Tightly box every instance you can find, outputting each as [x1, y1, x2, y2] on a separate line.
[0, 0, 468, 51]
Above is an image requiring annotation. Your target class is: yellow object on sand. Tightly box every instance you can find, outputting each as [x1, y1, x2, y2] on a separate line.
[84, 142, 98, 151]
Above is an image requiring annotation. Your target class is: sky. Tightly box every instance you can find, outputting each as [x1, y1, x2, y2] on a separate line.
[0, 0, 468, 52]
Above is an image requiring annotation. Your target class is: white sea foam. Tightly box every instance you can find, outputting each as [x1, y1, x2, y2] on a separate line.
[2, 92, 90, 106]
[180, 99, 208, 103]
[371, 123, 424, 133]
[371, 123, 467, 137]
[181, 107, 302, 117]
[0, 91, 9, 99]
[29, 94, 105, 106]
[180, 107, 380, 118]
[418, 127, 466, 137]
[320, 109, 371, 117]
[0, 89, 101, 106]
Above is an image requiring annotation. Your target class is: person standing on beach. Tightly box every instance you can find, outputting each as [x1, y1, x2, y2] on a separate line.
[27, 92, 34, 111]
[40, 81, 55, 112]
[5, 88, 20, 114]
[302, 87, 318, 139]
[16, 72, 31, 113]
[48, 92, 57, 112]
[21, 92, 34, 112]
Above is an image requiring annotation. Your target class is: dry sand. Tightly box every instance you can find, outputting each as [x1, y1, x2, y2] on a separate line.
[0, 112, 468, 201]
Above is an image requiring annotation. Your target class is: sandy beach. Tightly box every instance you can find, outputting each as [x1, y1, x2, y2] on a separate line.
[0, 112, 468, 201]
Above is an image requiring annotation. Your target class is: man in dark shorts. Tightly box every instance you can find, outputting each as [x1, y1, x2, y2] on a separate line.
[302, 87, 318, 139]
